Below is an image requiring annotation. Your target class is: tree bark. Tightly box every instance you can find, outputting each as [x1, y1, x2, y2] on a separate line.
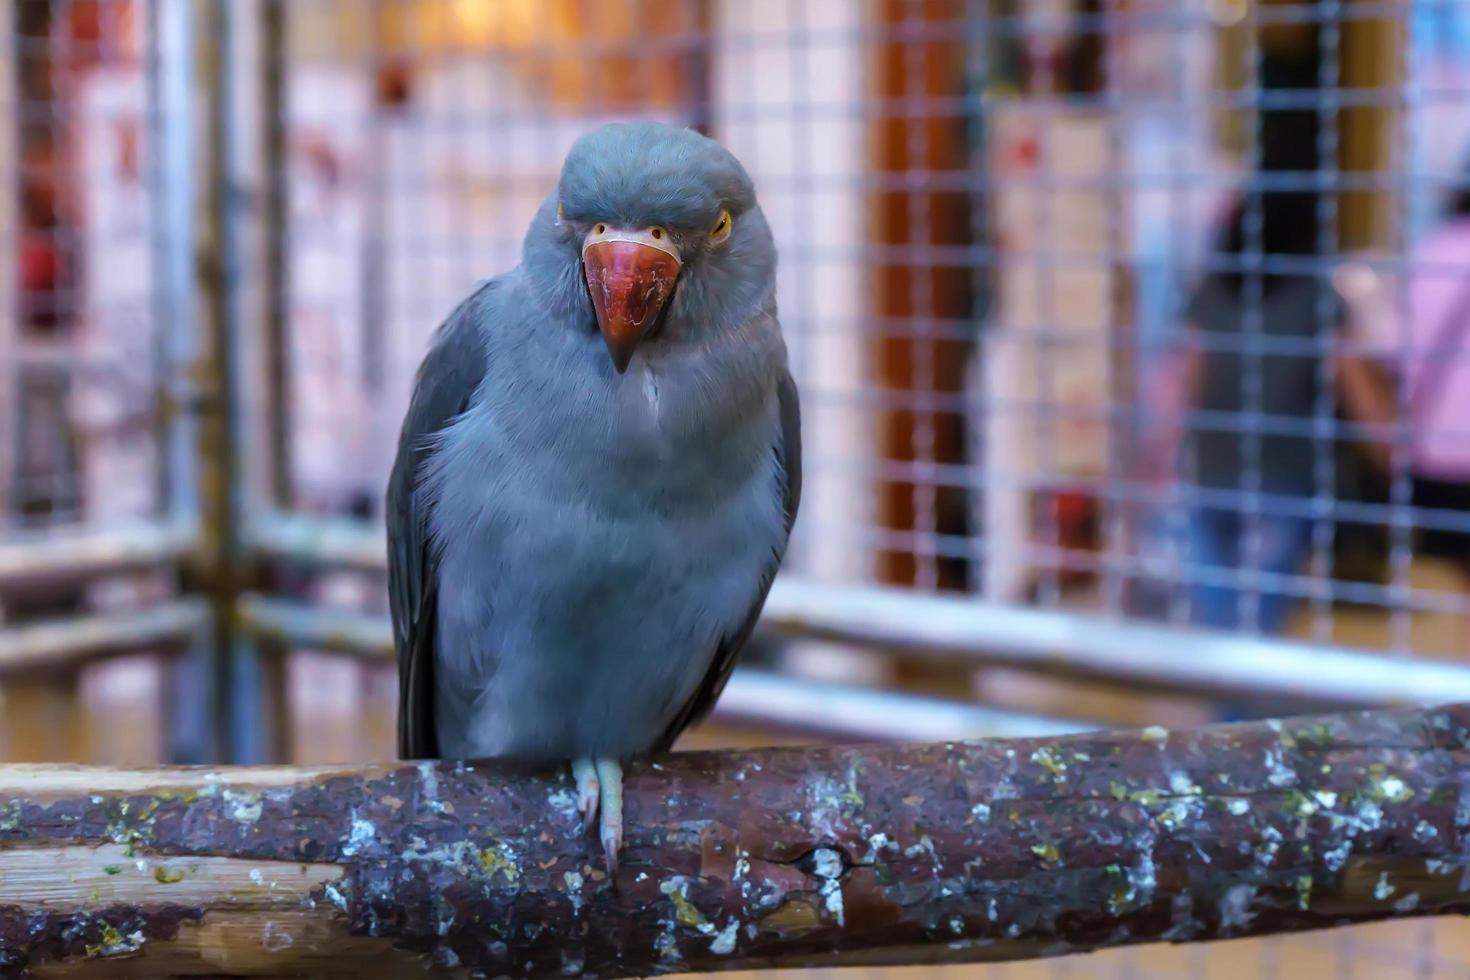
[2, 703, 1469, 977]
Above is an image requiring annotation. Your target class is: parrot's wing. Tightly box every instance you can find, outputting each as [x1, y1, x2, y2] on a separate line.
[655, 369, 802, 751]
[387, 284, 493, 759]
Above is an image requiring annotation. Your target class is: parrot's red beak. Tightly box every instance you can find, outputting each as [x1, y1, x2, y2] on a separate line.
[582, 229, 682, 374]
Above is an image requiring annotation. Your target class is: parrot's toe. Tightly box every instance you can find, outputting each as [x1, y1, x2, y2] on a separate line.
[595, 758, 624, 876]
[571, 757, 600, 828]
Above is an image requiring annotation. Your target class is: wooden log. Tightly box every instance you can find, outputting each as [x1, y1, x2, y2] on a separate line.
[2, 703, 1470, 977]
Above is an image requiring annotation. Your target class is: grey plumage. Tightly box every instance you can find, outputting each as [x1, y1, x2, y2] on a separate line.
[387, 123, 800, 803]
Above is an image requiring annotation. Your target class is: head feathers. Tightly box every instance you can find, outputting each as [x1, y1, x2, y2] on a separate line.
[558, 122, 757, 231]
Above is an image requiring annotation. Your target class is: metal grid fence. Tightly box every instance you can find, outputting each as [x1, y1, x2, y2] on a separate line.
[235, 0, 1470, 716]
[4, 1, 1470, 975]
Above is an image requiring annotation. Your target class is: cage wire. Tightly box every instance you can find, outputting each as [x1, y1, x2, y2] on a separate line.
[4, 0, 1470, 976]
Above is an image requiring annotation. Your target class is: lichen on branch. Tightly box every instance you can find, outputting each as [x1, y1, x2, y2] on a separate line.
[1, 704, 1468, 977]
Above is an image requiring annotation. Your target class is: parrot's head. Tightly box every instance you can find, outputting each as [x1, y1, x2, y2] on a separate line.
[531, 121, 775, 375]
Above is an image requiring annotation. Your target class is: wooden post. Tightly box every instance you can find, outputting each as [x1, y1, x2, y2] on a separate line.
[2, 703, 1469, 977]
[0, 673, 86, 762]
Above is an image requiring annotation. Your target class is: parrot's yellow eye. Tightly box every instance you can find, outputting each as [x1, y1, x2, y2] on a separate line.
[710, 209, 732, 244]
[557, 201, 564, 220]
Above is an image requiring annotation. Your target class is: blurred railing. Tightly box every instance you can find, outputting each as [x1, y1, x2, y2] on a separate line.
[243, 509, 1470, 710]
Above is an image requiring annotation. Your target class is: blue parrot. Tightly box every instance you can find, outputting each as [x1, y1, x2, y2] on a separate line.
[387, 122, 801, 871]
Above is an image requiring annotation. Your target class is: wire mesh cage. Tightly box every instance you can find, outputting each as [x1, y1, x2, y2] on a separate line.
[4, 0, 1470, 975]
[3, 1, 165, 532]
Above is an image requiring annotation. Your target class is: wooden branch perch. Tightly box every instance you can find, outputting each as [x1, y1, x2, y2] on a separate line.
[4, 704, 1470, 977]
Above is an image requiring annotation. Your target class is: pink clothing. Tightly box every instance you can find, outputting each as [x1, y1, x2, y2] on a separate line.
[1372, 220, 1470, 481]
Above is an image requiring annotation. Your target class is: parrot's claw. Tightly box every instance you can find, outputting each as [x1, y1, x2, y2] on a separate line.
[596, 758, 624, 876]
[571, 757, 600, 827]
[569, 757, 624, 876]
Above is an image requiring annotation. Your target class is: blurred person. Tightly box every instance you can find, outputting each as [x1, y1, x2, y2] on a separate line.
[1130, 22, 1334, 634]
[1142, 190, 1340, 635]
[1335, 171, 1470, 591]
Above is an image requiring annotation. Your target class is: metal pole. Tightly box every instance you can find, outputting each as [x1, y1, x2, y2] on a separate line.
[0, 0, 17, 525]
[148, 0, 222, 765]
[218, 0, 294, 764]
[0, 520, 196, 591]
[261, 0, 291, 510]
[194, 0, 261, 764]
[150, 0, 200, 529]
[759, 577, 1470, 708]
[241, 512, 1470, 709]
[0, 600, 210, 673]
[247, 0, 296, 763]
[232, 592, 1089, 742]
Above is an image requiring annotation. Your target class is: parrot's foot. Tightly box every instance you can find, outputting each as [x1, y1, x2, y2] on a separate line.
[569, 756, 624, 875]
[595, 758, 624, 874]
[572, 757, 600, 826]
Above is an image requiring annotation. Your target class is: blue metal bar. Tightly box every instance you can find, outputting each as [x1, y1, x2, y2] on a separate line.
[0, 599, 209, 674]
[232, 592, 1090, 742]
[241, 510, 1470, 708]
[0, 520, 196, 590]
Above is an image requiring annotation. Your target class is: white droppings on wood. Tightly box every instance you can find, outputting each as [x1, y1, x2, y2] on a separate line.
[262, 920, 294, 951]
[93, 927, 146, 957]
[660, 875, 716, 935]
[1255, 825, 1283, 866]
[1167, 772, 1201, 796]
[1127, 846, 1157, 908]
[865, 832, 895, 863]
[418, 762, 447, 815]
[341, 813, 377, 857]
[1356, 800, 1384, 832]
[325, 880, 351, 912]
[808, 846, 847, 927]
[546, 787, 578, 820]
[1030, 747, 1066, 779]
[821, 877, 845, 927]
[224, 790, 263, 825]
[1220, 884, 1256, 931]
[1323, 838, 1352, 872]
[810, 847, 844, 880]
[709, 918, 739, 955]
[1377, 776, 1413, 804]
[1264, 747, 1297, 788]
[563, 871, 584, 913]
[903, 836, 937, 861]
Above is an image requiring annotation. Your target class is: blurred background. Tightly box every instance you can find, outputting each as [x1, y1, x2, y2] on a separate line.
[3, 0, 1470, 976]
